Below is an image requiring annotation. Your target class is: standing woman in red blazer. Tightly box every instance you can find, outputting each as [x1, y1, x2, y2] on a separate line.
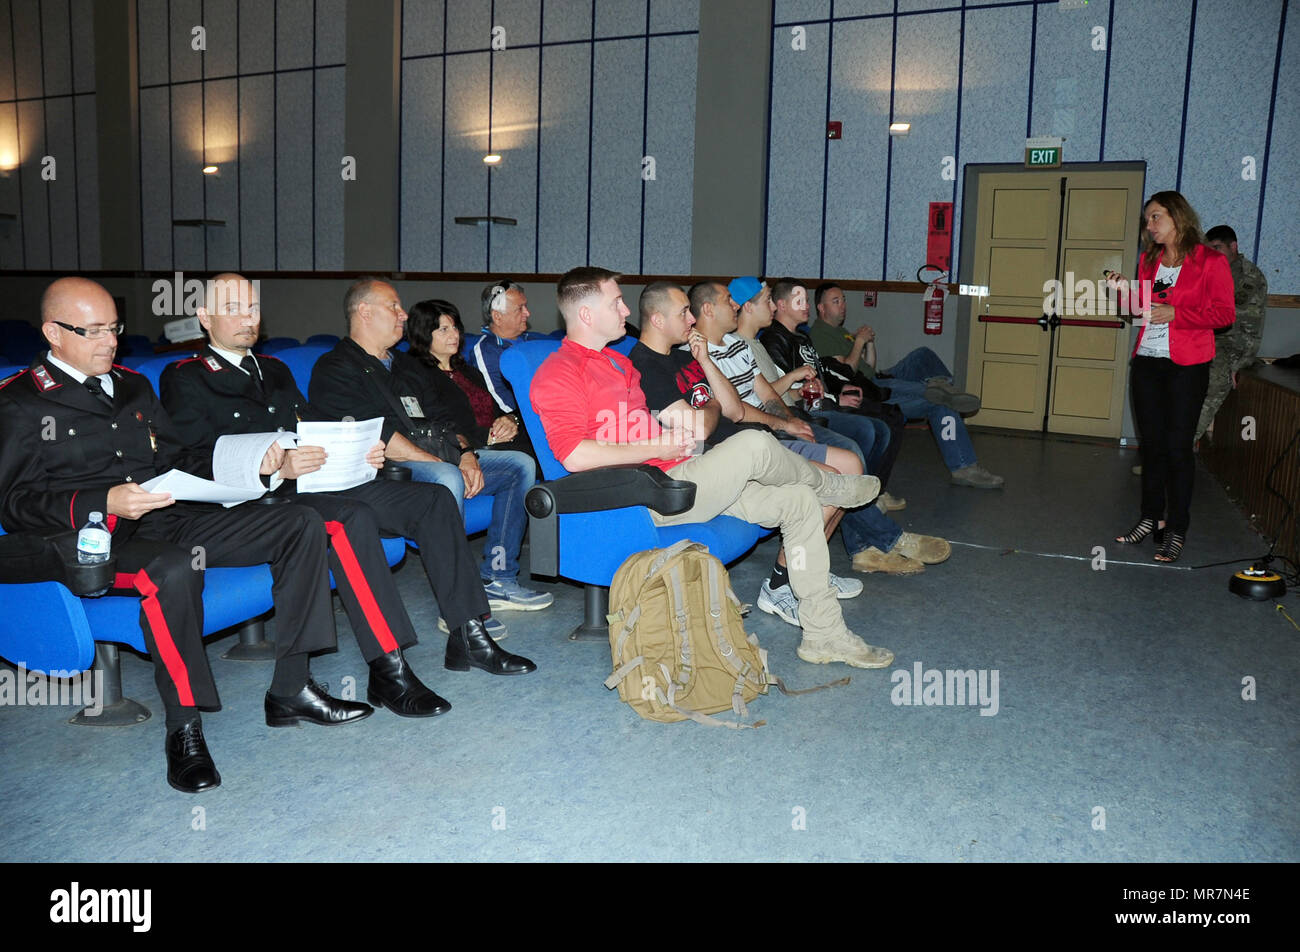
[1110, 191, 1235, 562]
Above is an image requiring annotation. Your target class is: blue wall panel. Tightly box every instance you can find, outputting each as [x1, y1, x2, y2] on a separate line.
[495, 0, 541, 48]
[170, 80, 203, 270]
[442, 51, 490, 270]
[488, 47, 539, 273]
[16, 100, 47, 268]
[313, 67, 345, 271]
[203, 78, 239, 269]
[765, 21, 828, 278]
[13, 0, 45, 98]
[403, 0, 445, 57]
[238, 0, 274, 74]
[238, 73, 274, 269]
[316, 0, 347, 64]
[446, 0, 492, 54]
[39, 0, 72, 97]
[1179, 0, 1277, 254]
[774, 0, 830, 25]
[139, 85, 171, 269]
[74, 93, 98, 268]
[169, 0, 202, 84]
[71, 0, 95, 93]
[43, 95, 77, 270]
[885, 10, 960, 282]
[275, 0, 314, 71]
[203, 0, 238, 79]
[400, 57, 444, 271]
[274, 69, 312, 270]
[650, 0, 698, 33]
[596, 0, 646, 38]
[543, 0, 592, 42]
[641, 32, 696, 275]
[588, 37, 645, 275]
[1105, 0, 1192, 188]
[1029, 0, 1109, 161]
[822, 18, 892, 280]
[1258, 0, 1299, 291]
[536, 41, 590, 273]
[0, 0, 14, 102]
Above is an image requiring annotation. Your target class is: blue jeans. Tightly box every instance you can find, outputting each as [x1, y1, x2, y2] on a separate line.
[397, 448, 535, 581]
[885, 380, 977, 472]
[814, 411, 890, 475]
[808, 422, 902, 556]
[883, 346, 952, 384]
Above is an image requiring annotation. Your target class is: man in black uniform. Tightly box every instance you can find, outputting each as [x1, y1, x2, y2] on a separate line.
[162, 274, 534, 680]
[0, 277, 371, 795]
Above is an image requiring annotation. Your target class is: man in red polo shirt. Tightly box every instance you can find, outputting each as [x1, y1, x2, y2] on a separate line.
[530, 267, 894, 670]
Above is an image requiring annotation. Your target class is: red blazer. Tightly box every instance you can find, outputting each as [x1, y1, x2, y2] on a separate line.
[1124, 243, 1235, 365]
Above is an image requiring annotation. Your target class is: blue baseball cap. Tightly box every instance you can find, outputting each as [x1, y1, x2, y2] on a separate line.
[728, 276, 764, 305]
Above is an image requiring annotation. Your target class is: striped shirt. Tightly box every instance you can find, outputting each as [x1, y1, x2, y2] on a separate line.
[702, 333, 763, 409]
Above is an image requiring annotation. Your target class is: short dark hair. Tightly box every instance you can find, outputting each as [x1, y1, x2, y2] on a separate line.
[557, 267, 621, 313]
[481, 278, 524, 327]
[771, 277, 805, 305]
[687, 281, 723, 319]
[1205, 225, 1237, 245]
[813, 282, 840, 309]
[407, 299, 469, 373]
[638, 281, 680, 324]
[344, 277, 390, 329]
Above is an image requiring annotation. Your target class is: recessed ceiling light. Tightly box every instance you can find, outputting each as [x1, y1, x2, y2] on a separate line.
[889, 123, 911, 136]
[483, 154, 502, 165]
[202, 165, 219, 174]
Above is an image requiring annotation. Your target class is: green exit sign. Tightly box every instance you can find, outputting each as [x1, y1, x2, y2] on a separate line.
[1025, 146, 1062, 168]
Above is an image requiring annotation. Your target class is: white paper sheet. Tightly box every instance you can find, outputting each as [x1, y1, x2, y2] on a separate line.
[293, 417, 384, 494]
[212, 431, 297, 490]
[140, 469, 269, 506]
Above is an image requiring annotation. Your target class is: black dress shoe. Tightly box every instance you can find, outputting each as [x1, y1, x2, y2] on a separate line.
[265, 677, 374, 727]
[368, 650, 452, 717]
[445, 617, 537, 676]
[165, 719, 221, 794]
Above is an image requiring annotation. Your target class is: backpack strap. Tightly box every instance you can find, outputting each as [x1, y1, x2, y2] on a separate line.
[774, 675, 852, 696]
[666, 564, 693, 687]
[604, 655, 646, 690]
[658, 666, 762, 730]
[643, 539, 703, 582]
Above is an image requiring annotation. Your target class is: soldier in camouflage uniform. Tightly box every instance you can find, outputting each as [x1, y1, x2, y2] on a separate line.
[1196, 225, 1268, 441]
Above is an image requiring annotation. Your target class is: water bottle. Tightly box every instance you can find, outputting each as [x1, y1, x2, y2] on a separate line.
[77, 511, 112, 596]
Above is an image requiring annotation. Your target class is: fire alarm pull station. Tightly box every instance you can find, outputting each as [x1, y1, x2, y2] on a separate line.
[827, 121, 842, 140]
[863, 292, 877, 307]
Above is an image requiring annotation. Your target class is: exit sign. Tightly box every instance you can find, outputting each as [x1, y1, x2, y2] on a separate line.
[1025, 146, 1061, 168]
[1025, 135, 1064, 168]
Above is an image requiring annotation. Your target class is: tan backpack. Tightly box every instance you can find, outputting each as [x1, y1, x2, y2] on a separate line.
[604, 540, 776, 728]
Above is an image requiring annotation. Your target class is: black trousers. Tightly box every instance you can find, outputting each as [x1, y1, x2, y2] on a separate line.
[1131, 355, 1211, 534]
[294, 479, 490, 660]
[121, 502, 337, 711]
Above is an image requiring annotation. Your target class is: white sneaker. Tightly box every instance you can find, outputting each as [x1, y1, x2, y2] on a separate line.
[757, 579, 800, 626]
[797, 629, 894, 669]
[828, 572, 863, 599]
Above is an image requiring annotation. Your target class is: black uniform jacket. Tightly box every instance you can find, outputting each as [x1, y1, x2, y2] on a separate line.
[159, 346, 316, 480]
[0, 355, 200, 538]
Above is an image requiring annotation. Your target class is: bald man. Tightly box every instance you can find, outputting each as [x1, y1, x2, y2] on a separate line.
[0, 277, 371, 794]
[160, 274, 532, 692]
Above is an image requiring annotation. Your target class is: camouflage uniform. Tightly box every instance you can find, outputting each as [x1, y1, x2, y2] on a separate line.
[1196, 253, 1268, 440]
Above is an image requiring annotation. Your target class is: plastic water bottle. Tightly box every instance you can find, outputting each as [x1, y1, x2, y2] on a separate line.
[77, 511, 112, 596]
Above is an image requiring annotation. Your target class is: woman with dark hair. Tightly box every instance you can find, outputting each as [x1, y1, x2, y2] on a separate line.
[405, 299, 535, 458]
[1110, 191, 1235, 563]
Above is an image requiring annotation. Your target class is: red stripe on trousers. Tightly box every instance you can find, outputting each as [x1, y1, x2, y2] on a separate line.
[129, 568, 196, 707]
[323, 520, 398, 654]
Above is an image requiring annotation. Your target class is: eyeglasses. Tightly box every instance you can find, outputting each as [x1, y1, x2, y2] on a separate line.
[54, 321, 125, 339]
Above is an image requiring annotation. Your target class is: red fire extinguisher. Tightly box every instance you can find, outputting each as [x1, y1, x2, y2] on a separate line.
[919, 264, 947, 336]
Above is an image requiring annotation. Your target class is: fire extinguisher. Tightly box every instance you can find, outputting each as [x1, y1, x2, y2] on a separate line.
[918, 264, 948, 336]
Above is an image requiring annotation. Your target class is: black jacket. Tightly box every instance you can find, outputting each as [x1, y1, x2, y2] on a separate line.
[0, 355, 195, 536]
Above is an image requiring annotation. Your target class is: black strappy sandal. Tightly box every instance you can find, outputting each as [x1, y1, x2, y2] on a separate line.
[1154, 532, 1185, 563]
[1116, 517, 1156, 544]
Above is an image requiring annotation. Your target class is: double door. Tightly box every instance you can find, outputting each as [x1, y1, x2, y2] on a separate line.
[964, 169, 1144, 437]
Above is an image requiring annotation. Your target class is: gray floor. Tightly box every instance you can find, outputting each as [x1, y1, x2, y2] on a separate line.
[2, 428, 1297, 862]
